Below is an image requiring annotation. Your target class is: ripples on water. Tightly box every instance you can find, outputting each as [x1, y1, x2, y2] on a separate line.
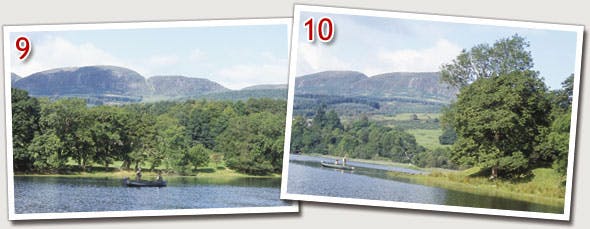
[287, 154, 563, 214]
[14, 176, 290, 214]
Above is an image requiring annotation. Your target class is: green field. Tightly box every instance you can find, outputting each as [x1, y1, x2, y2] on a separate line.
[406, 129, 444, 150]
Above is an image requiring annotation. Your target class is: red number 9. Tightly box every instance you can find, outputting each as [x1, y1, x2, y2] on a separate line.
[16, 37, 31, 61]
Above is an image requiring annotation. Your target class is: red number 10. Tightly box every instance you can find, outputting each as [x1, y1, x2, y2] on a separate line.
[304, 17, 334, 42]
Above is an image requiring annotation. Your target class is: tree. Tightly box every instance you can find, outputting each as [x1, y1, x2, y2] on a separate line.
[11, 88, 40, 171]
[535, 75, 575, 175]
[326, 110, 343, 130]
[157, 115, 191, 174]
[440, 34, 534, 87]
[439, 127, 457, 145]
[447, 71, 551, 178]
[39, 98, 93, 170]
[187, 144, 211, 171]
[28, 133, 65, 171]
[216, 112, 284, 175]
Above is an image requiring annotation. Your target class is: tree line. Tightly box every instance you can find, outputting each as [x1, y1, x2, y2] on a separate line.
[290, 105, 456, 169]
[290, 104, 426, 163]
[12, 89, 286, 176]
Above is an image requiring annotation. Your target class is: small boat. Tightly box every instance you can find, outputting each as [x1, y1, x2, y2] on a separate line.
[320, 161, 355, 170]
[123, 177, 167, 187]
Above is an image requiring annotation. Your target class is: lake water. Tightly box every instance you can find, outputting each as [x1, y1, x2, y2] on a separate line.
[14, 176, 290, 214]
[287, 154, 563, 214]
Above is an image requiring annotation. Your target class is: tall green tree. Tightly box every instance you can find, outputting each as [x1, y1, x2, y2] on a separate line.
[187, 144, 211, 171]
[440, 34, 534, 87]
[39, 98, 93, 169]
[447, 71, 550, 178]
[11, 88, 41, 171]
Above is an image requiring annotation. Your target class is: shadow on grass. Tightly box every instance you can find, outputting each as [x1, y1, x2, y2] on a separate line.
[468, 167, 535, 183]
[196, 168, 216, 173]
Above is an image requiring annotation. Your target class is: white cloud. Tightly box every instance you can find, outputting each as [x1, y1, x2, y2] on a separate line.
[11, 36, 128, 76]
[216, 63, 287, 90]
[296, 43, 348, 76]
[216, 52, 288, 90]
[189, 49, 206, 62]
[374, 39, 462, 75]
[294, 37, 461, 77]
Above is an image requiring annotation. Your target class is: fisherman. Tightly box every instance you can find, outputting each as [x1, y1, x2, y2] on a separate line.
[335, 159, 339, 165]
[135, 168, 142, 181]
[155, 170, 163, 182]
[343, 156, 347, 166]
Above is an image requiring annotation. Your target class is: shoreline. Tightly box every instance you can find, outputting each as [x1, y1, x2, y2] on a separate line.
[298, 153, 565, 208]
[13, 168, 281, 180]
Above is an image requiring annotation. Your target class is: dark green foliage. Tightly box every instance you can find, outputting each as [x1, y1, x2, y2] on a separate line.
[216, 112, 285, 175]
[291, 107, 424, 163]
[439, 127, 457, 145]
[440, 35, 574, 179]
[11, 89, 40, 171]
[535, 76, 575, 175]
[413, 147, 456, 169]
[446, 71, 551, 177]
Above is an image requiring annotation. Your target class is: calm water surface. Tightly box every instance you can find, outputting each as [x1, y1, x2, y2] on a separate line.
[287, 154, 562, 213]
[15, 176, 289, 214]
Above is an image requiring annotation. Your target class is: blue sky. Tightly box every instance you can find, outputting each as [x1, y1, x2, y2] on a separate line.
[295, 12, 579, 89]
[10, 23, 289, 89]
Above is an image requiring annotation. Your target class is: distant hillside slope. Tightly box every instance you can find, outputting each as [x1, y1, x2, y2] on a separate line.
[241, 84, 287, 90]
[295, 71, 368, 95]
[11, 73, 21, 84]
[295, 71, 457, 101]
[147, 75, 229, 97]
[13, 66, 149, 97]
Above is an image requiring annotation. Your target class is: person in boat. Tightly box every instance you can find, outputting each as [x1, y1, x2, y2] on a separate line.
[334, 159, 339, 165]
[155, 170, 163, 182]
[343, 156, 347, 166]
[135, 168, 142, 181]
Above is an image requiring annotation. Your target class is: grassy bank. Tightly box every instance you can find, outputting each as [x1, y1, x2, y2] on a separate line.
[387, 167, 565, 207]
[15, 160, 280, 179]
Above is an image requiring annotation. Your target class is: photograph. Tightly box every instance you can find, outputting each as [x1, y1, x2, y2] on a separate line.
[281, 5, 583, 220]
[4, 18, 297, 220]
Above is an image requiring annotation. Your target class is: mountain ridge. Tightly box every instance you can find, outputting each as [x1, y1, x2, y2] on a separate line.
[295, 70, 457, 101]
[11, 65, 286, 105]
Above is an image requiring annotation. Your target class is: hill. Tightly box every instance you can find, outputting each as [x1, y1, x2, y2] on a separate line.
[147, 75, 228, 97]
[293, 71, 458, 117]
[11, 73, 21, 84]
[295, 71, 367, 95]
[14, 66, 149, 97]
[295, 71, 456, 101]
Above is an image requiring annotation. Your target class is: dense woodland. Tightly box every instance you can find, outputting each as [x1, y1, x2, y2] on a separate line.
[292, 35, 574, 179]
[12, 90, 286, 175]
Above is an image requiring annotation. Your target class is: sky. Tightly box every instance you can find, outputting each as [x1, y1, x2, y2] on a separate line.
[9, 23, 289, 90]
[295, 12, 579, 89]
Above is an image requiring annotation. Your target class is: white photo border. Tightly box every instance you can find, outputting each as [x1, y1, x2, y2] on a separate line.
[279, 5, 584, 221]
[3, 18, 298, 221]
